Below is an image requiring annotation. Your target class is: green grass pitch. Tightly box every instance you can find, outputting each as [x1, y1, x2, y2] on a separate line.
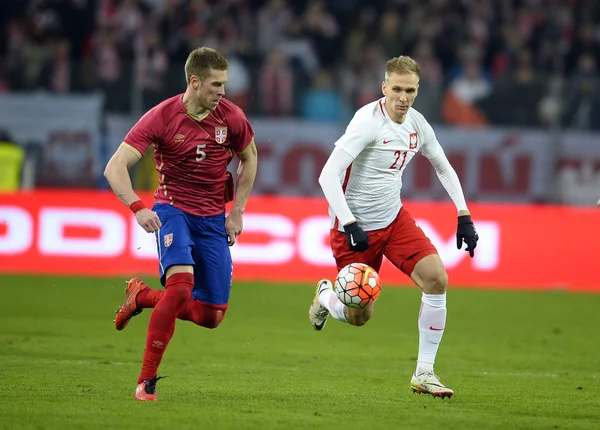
[1, 274, 599, 430]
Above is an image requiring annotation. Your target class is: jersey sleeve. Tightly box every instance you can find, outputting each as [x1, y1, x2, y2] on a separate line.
[418, 115, 469, 211]
[417, 118, 444, 160]
[229, 107, 255, 153]
[319, 146, 357, 226]
[334, 110, 378, 159]
[123, 108, 163, 158]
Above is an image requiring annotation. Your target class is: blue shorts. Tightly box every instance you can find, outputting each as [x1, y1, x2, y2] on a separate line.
[153, 203, 232, 306]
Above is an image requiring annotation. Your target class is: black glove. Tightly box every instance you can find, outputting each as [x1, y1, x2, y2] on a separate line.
[456, 215, 479, 258]
[344, 221, 369, 252]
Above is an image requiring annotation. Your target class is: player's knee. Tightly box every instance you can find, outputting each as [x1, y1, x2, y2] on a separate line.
[167, 283, 192, 304]
[201, 308, 227, 329]
[424, 270, 448, 294]
[165, 272, 194, 305]
[162, 284, 193, 311]
[412, 255, 449, 294]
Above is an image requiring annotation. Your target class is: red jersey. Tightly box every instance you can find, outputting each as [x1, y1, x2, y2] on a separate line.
[124, 95, 254, 216]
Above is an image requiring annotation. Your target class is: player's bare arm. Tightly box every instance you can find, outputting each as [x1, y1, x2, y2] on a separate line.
[104, 143, 162, 233]
[225, 139, 258, 246]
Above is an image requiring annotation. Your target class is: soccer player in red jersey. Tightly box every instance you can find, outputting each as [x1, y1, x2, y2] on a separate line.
[104, 47, 258, 401]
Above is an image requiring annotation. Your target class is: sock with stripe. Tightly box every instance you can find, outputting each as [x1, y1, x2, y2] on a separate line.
[416, 292, 446, 375]
[318, 288, 348, 322]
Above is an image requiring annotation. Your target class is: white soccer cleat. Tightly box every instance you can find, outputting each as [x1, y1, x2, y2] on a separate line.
[308, 279, 332, 331]
[410, 372, 454, 398]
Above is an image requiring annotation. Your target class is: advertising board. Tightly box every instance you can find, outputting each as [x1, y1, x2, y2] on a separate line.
[1, 191, 598, 292]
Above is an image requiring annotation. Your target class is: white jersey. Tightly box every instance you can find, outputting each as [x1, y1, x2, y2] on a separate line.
[329, 98, 445, 231]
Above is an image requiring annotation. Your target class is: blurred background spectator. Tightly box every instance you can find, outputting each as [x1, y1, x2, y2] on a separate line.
[1, 0, 599, 205]
[442, 44, 491, 127]
[0, 0, 596, 125]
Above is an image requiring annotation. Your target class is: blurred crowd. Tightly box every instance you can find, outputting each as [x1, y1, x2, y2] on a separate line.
[1, 0, 600, 129]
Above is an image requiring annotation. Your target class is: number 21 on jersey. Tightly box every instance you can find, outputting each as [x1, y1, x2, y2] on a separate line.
[389, 150, 407, 170]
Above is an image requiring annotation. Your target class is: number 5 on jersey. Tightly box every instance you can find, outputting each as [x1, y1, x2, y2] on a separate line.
[196, 144, 206, 162]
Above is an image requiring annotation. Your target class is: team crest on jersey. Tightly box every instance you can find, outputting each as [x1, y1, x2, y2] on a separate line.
[164, 233, 173, 247]
[174, 134, 185, 144]
[215, 127, 228, 144]
[409, 132, 418, 149]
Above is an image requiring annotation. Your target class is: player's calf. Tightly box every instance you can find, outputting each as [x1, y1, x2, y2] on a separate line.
[345, 304, 374, 326]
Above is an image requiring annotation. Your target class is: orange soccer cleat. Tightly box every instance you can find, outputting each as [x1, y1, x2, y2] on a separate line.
[134, 376, 164, 401]
[114, 278, 148, 330]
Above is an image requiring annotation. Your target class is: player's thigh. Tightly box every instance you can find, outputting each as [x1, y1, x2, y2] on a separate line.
[383, 207, 438, 277]
[191, 213, 232, 306]
[330, 229, 385, 272]
[153, 203, 195, 286]
[165, 264, 194, 279]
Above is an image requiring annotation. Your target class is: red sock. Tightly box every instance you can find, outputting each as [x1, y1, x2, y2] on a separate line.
[137, 288, 163, 308]
[138, 272, 193, 383]
[178, 299, 227, 329]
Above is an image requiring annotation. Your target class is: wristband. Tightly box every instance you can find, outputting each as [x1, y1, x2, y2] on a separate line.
[129, 200, 146, 214]
[343, 221, 360, 233]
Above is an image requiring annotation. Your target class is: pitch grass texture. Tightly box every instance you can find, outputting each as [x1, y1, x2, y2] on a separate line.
[1, 275, 599, 430]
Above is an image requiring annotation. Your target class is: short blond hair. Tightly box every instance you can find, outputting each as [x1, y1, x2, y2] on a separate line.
[184, 47, 228, 84]
[385, 56, 420, 81]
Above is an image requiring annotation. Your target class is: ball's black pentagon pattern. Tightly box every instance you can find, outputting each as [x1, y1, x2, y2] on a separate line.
[334, 262, 381, 309]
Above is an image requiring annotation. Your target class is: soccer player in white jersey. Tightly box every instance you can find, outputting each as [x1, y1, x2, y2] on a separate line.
[308, 56, 479, 398]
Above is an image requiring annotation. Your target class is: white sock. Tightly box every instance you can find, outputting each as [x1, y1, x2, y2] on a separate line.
[416, 292, 447, 375]
[318, 289, 347, 322]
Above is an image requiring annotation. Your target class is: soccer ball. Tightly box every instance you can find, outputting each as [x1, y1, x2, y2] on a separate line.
[335, 263, 381, 309]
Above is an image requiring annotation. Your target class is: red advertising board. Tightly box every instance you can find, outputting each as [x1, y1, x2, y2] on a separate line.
[1, 190, 599, 292]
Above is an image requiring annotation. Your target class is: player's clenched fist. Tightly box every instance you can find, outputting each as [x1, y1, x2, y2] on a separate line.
[136, 208, 162, 233]
[225, 210, 243, 246]
[344, 221, 369, 252]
